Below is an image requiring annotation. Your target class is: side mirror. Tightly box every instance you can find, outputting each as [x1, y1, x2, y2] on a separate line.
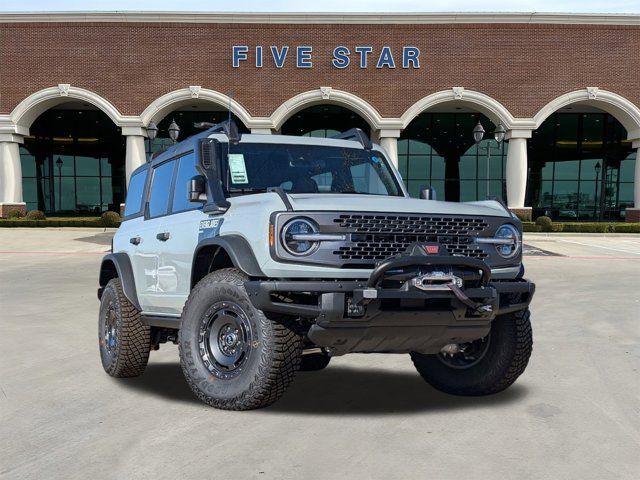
[188, 175, 207, 203]
[419, 185, 437, 200]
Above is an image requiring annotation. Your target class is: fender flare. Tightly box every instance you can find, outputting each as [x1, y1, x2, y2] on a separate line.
[98, 253, 141, 311]
[192, 235, 265, 281]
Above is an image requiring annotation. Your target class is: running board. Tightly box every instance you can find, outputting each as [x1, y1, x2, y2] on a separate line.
[140, 314, 181, 329]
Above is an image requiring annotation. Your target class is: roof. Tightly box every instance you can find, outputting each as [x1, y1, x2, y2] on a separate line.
[1, 12, 640, 25]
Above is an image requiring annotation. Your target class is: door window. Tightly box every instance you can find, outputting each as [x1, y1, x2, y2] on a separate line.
[148, 160, 176, 218]
[123, 169, 148, 217]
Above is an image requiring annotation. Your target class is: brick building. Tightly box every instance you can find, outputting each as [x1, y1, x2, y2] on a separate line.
[0, 11, 639, 221]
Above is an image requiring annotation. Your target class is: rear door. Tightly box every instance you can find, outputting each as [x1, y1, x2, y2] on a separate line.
[134, 158, 177, 313]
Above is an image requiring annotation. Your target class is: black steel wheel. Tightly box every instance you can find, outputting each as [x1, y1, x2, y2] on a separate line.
[437, 335, 491, 370]
[179, 268, 303, 410]
[199, 301, 254, 379]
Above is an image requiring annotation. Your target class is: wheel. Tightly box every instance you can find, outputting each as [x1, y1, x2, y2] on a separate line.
[98, 278, 150, 377]
[179, 268, 303, 410]
[299, 351, 331, 371]
[410, 308, 533, 396]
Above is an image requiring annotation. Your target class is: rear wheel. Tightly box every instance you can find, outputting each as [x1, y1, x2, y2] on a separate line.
[179, 268, 303, 410]
[411, 308, 532, 395]
[98, 278, 150, 377]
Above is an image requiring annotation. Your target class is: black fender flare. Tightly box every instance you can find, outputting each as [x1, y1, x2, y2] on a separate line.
[98, 253, 141, 311]
[192, 235, 265, 283]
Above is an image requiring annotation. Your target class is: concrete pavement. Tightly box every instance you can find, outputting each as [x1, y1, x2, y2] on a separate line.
[0, 229, 638, 479]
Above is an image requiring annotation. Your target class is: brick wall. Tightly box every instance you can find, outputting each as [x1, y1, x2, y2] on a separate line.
[1, 22, 639, 118]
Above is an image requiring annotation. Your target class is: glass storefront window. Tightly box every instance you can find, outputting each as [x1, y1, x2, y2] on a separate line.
[398, 112, 507, 201]
[528, 112, 633, 221]
[21, 109, 125, 214]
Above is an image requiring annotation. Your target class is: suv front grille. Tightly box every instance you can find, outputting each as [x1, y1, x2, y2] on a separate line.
[331, 214, 490, 262]
[333, 214, 488, 235]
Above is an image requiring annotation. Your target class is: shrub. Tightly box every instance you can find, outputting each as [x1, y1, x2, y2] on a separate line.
[522, 222, 541, 232]
[612, 223, 640, 233]
[6, 209, 25, 219]
[25, 210, 46, 220]
[535, 216, 553, 232]
[101, 211, 121, 227]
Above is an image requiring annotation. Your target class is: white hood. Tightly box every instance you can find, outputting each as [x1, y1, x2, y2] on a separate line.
[286, 193, 511, 218]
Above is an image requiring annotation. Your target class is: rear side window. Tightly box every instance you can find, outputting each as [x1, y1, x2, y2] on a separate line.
[123, 169, 148, 217]
[172, 152, 200, 213]
[148, 160, 176, 218]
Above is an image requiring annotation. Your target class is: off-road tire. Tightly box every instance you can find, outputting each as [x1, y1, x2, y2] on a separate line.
[179, 268, 303, 410]
[98, 278, 150, 377]
[299, 352, 331, 371]
[410, 308, 532, 395]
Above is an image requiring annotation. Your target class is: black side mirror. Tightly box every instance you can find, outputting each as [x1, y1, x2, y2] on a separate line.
[188, 175, 207, 203]
[419, 185, 437, 200]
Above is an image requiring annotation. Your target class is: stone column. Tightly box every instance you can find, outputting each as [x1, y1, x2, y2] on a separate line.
[626, 143, 640, 222]
[378, 129, 401, 168]
[505, 130, 532, 221]
[123, 127, 148, 187]
[0, 134, 26, 218]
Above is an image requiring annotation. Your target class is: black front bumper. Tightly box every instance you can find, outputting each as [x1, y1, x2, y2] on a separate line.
[245, 256, 535, 356]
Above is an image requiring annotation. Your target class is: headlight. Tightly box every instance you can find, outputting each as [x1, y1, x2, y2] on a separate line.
[494, 224, 521, 259]
[281, 218, 319, 256]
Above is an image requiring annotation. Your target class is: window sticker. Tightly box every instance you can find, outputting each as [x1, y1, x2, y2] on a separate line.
[228, 154, 249, 184]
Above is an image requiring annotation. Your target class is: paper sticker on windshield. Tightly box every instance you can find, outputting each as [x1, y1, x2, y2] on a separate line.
[228, 154, 249, 184]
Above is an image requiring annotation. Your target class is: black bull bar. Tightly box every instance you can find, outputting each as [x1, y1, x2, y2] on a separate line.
[244, 256, 535, 355]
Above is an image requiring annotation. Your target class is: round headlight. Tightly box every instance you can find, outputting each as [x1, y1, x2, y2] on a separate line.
[281, 218, 319, 256]
[495, 224, 521, 259]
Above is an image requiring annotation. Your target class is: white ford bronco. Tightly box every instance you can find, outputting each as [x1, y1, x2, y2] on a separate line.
[98, 121, 534, 410]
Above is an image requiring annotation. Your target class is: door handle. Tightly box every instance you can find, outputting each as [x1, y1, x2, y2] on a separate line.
[156, 232, 171, 241]
[129, 236, 141, 245]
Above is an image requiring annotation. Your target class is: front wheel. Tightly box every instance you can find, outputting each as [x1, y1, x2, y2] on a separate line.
[411, 308, 533, 396]
[179, 268, 303, 410]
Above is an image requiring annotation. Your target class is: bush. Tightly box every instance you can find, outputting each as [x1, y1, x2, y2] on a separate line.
[6, 209, 25, 219]
[535, 216, 554, 232]
[25, 210, 46, 220]
[612, 223, 640, 233]
[101, 211, 121, 227]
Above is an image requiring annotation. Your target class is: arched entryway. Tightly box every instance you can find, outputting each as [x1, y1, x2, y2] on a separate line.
[399, 110, 507, 201]
[528, 107, 635, 221]
[280, 105, 371, 138]
[146, 106, 249, 155]
[20, 102, 125, 214]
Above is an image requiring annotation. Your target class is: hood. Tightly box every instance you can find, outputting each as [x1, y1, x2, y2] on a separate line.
[286, 193, 511, 218]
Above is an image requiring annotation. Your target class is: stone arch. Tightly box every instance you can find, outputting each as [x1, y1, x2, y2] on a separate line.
[139, 87, 253, 128]
[270, 88, 384, 131]
[400, 88, 516, 130]
[10, 85, 126, 129]
[533, 88, 640, 139]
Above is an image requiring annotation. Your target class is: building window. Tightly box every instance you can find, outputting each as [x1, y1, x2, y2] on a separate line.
[20, 108, 125, 215]
[528, 112, 634, 221]
[398, 112, 507, 201]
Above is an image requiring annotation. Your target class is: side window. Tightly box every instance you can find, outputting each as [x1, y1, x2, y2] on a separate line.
[123, 169, 148, 217]
[148, 160, 176, 218]
[172, 152, 200, 213]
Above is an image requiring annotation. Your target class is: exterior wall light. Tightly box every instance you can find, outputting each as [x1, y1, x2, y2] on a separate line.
[168, 119, 181, 143]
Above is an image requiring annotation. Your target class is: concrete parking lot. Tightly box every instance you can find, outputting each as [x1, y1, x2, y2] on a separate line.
[1, 228, 639, 480]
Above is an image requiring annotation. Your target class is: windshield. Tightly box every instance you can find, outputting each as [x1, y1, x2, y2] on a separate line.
[221, 143, 403, 197]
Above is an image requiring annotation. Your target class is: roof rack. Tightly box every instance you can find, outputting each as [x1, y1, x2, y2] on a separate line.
[331, 128, 372, 150]
[194, 119, 241, 144]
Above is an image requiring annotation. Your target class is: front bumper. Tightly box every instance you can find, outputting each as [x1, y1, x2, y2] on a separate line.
[245, 255, 535, 356]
